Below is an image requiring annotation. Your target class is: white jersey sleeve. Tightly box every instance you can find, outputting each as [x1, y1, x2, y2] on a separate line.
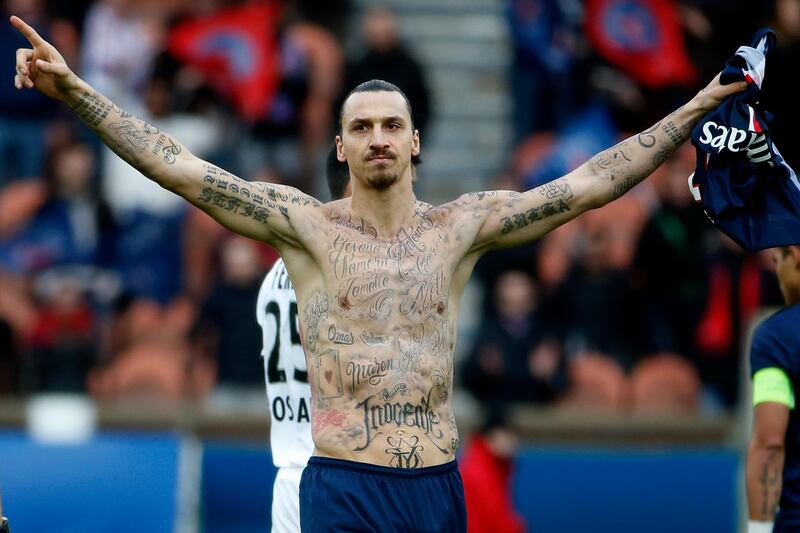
[257, 259, 314, 469]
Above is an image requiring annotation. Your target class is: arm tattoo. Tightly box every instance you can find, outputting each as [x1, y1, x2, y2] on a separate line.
[68, 90, 185, 176]
[589, 107, 695, 201]
[71, 92, 111, 127]
[661, 121, 684, 146]
[637, 120, 661, 148]
[498, 180, 573, 235]
[109, 120, 150, 152]
[759, 451, 783, 519]
[197, 187, 269, 223]
[161, 137, 182, 164]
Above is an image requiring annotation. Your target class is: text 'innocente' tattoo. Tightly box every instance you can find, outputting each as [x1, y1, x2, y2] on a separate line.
[353, 384, 448, 454]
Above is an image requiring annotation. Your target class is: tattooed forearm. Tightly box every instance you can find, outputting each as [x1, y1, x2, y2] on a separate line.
[637, 120, 661, 148]
[67, 90, 187, 179]
[161, 136, 182, 164]
[109, 120, 150, 152]
[71, 91, 111, 127]
[66, 86, 313, 245]
[611, 176, 639, 199]
[748, 443, 785, 521]
[758, 452, 783, 519]
[588, 104, 699, 202]
[661, 121, 684, 146]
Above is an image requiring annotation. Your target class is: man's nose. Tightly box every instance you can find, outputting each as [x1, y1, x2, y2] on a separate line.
[369, 126, 389, 149]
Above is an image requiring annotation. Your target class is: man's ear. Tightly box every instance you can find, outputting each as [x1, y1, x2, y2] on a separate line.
[790, 245, 800, 269]
[411, 129, 420, 157]
[335, 135, 346, 162]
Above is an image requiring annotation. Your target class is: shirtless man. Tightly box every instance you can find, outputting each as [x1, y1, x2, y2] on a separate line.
[11, 15, 746, 532]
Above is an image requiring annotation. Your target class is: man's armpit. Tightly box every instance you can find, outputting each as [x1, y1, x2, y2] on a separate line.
[753, 367, 795, 409]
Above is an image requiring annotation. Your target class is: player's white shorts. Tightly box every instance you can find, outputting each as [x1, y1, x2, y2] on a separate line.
[272, 466, 304, 533]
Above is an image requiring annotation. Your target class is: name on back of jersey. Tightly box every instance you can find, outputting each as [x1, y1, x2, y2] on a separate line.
[272, 394, 310, 424]
[271, 265, 294, 291]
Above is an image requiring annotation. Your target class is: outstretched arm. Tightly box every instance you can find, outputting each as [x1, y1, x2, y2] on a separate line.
[467, 75, 747, 252]
[747, 401, 788, 525]
[11, 15, 318, 248]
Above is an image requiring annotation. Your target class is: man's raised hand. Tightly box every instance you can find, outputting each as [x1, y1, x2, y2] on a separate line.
[693, 73, 748, 113]
[11, 15, 78, 100]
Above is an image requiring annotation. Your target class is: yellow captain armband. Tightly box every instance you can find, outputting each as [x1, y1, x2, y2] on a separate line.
[753, 367, 795, 409]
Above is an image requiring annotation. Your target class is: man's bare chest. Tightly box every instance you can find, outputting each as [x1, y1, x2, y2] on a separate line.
[321, 213, 455, 322]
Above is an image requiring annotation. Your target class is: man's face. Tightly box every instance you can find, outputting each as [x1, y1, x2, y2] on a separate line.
[773, 246, 800, 304]
[336, 91, 419, 191]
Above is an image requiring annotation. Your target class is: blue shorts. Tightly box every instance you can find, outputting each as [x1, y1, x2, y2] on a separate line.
[299, 456, 466, 532]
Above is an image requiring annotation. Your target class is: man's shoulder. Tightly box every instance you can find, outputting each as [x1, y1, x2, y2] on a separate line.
[756, 304, 800, 341]
[751, 304, 800, 372]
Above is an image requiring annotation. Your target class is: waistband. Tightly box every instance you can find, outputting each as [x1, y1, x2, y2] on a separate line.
[307, 456, 457, 478]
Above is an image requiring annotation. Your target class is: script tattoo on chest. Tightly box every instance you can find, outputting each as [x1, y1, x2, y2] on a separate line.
[324, 208, 453, 321]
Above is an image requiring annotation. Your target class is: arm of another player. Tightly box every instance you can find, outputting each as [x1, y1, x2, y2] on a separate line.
[746, 368, 793, 530]
[467, 74, 747, 252]
[10, 15, 318, 248]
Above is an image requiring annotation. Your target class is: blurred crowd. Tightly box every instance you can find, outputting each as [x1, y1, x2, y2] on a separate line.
[463, 0, 797, 415]
[0, 0, 797, 417]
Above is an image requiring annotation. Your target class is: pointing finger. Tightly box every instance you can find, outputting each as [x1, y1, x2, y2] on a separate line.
[9, 15, 46, 47]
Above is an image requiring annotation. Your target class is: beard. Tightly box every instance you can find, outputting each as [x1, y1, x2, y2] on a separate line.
[365, 166, 400, 190]
[363, 158, 401, 190]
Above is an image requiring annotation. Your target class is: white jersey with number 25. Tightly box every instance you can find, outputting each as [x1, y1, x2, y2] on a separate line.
[256, 258, 314, 469]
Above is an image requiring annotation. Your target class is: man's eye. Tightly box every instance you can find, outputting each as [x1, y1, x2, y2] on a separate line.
[387, 123, 399, 130]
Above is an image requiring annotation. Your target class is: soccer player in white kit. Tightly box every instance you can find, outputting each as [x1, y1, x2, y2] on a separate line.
[256, 150, 351, 533]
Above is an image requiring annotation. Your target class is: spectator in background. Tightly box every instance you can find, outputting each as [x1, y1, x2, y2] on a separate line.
[0, 141, 116, 274]
[462, 270, 567, 405]
[230, 7, 343, 191]
[344, 7, 430, 136]
[197, 237, 267, 410]
[103, 67, 222, 302]
[0, 0, 76, 238]
[545, 213, 647, 370]
[89, 295, 212, 401]
[631, 144, 712, 358]
[27, 275, 96, 392]
[508, 0, 584, 141]
[763, 0, 800, 170]
[292, 0, 351, 40]
[694, 235, 783, 408]
[472, 174, 539, 317]
[80, 0, 162, 110]
[0, 319, 18, 393]
[459, 409, 526, 533]
[0, 0, 73, 183]
[583, 0, 698, 131]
